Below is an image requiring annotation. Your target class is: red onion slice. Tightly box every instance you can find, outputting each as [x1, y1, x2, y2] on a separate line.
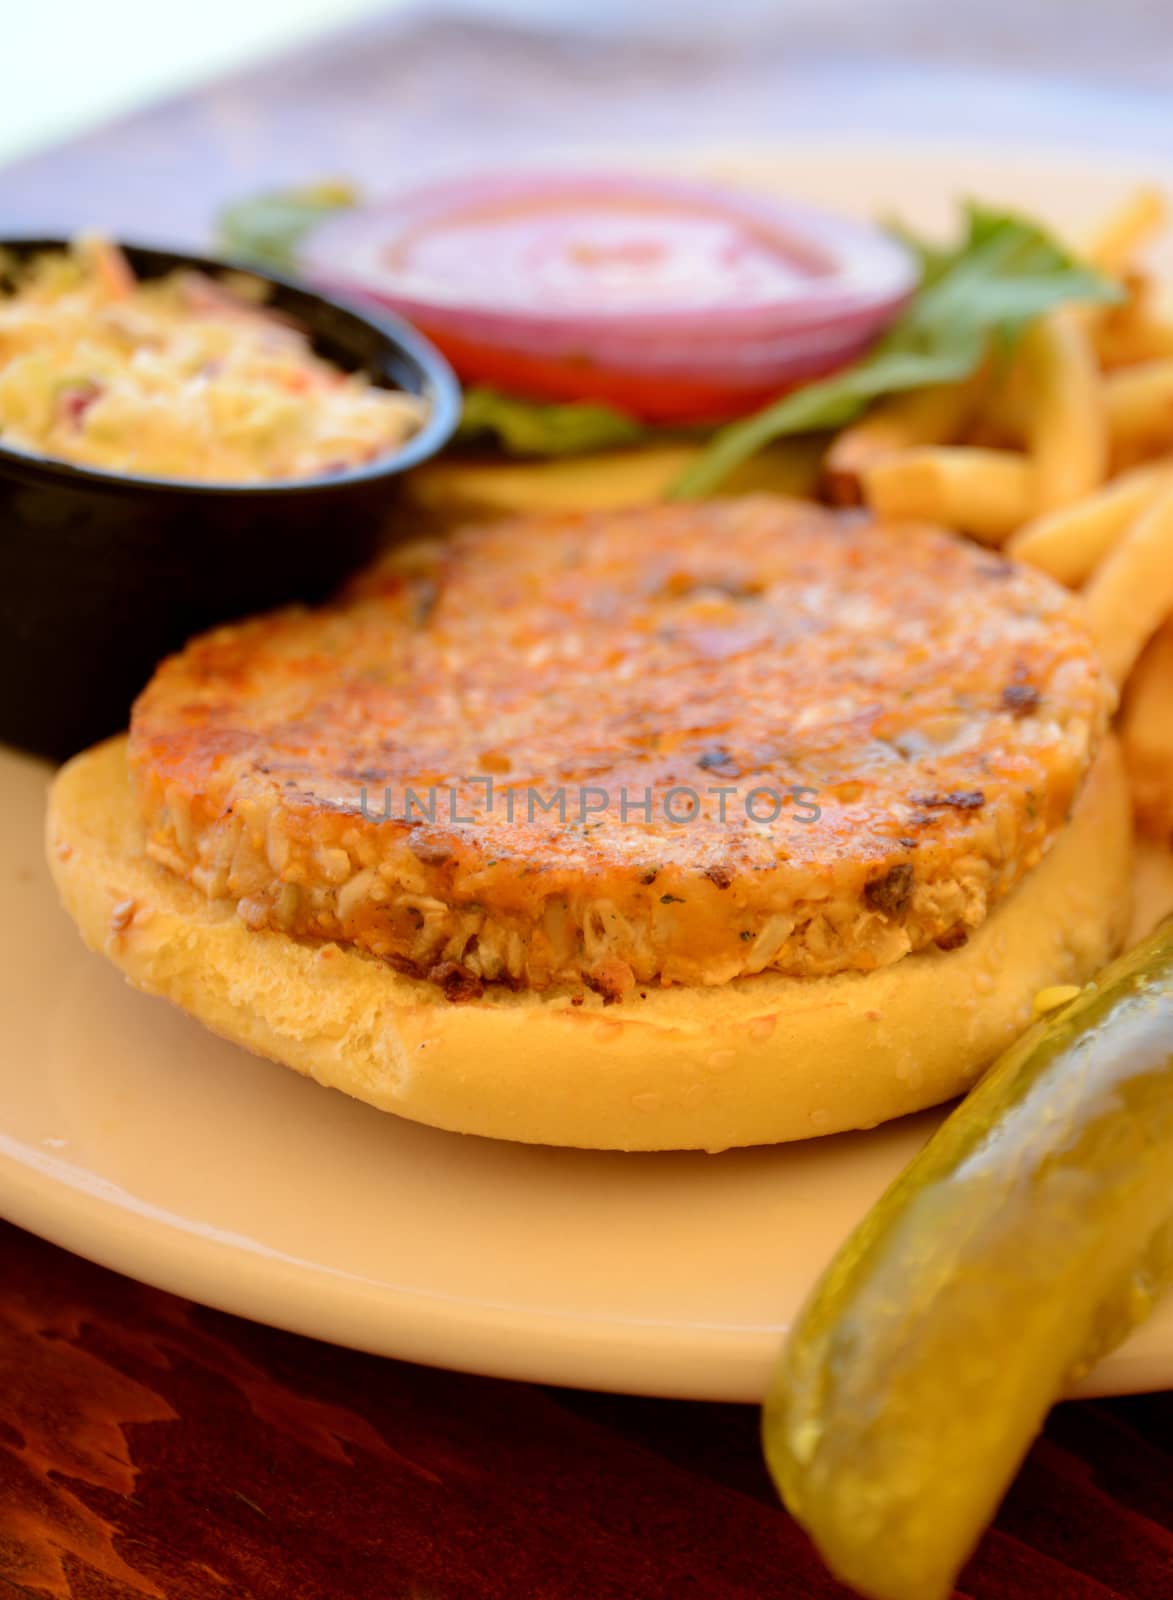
[303, 172, 917, 417]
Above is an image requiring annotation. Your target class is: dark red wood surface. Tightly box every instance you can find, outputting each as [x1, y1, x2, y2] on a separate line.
[0, 1220, 1170, 1599]
[1, 10, 1172, 1597]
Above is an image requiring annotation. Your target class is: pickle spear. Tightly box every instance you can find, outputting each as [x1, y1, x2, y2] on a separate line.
[764, 917, 1173, 1600]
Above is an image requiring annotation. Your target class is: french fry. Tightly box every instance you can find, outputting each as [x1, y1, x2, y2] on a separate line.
[970, 359, 1032, 449]
[824, 382, 979, 505]
[1092, 271, 1173, 368]
[1073, 191, 1166, 376]
[1007, 461, 1172, 585]
[1085, 187, 1167, 276]
[1018, 310, 1107, 511]
[861, 447, 1034, 545]
[1083, 481, 1173, 685]
[1099, 310, 1173, 369]
[1105, 359, 1173, 461]
[973, 313, 1095, 456]
[1121, 617, 1173, 841]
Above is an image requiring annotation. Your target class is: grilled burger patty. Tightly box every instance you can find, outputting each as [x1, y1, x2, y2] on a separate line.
[129, 497, 1111, 998]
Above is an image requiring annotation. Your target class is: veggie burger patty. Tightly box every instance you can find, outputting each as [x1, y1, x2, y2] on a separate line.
[129, 497, 1111, 999]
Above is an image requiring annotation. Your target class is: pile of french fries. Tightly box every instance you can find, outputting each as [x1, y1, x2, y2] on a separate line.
[825, 189, 1173, 841]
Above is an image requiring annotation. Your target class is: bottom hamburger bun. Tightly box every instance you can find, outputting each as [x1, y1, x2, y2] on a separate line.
[48, 736, 1132, 1153]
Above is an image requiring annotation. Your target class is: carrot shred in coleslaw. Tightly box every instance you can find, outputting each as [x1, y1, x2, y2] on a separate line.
[0, 236, 426, 483]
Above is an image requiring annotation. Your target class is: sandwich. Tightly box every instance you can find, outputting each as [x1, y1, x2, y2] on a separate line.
[47, 495, 1130, 1150]
[44, 176, 1173, 1154]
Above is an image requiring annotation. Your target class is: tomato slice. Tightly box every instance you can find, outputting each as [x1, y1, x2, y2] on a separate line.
[304, 173, 915, 425]
[420, 325, 791, 425]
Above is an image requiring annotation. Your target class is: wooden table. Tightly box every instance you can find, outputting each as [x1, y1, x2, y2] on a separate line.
[2, 1219, 1172, 1599]
[1, 10, 1172, 1597]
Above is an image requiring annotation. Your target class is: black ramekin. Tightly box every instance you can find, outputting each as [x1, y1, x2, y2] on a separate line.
[0, 240, 461, 761]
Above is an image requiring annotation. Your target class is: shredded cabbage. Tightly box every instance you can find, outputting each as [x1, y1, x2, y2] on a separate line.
[0, 236, 426, 483]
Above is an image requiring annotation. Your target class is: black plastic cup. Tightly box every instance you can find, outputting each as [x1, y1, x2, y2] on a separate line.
[0, 240, 462, 761]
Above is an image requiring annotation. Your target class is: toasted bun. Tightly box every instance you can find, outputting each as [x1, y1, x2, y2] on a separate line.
[48, 736, 1132, 1152]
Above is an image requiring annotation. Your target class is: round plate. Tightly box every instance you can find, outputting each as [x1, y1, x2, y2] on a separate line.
[5, 144, 1173, 1403]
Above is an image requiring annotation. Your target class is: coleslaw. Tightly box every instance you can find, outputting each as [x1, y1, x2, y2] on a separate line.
[0, 236, 427, 483]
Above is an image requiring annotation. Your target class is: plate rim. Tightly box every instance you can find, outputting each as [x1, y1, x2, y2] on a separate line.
[2, 1130, 1163, 1402]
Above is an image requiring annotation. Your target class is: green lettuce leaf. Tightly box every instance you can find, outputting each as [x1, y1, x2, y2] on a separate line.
[214, 189, 1121, 477]
[668, 204, 1122, 500]
[455, 385, 649, 456]
[216, 182, 359, 273]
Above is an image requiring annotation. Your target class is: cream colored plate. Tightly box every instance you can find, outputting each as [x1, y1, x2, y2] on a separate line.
[5, 143, 1173, 1402]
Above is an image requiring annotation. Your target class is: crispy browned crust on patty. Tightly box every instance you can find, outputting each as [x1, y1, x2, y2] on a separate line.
[128, 496, 1111, 996]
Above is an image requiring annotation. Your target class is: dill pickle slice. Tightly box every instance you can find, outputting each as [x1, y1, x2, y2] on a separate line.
[764, 918, 1173, 1600]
